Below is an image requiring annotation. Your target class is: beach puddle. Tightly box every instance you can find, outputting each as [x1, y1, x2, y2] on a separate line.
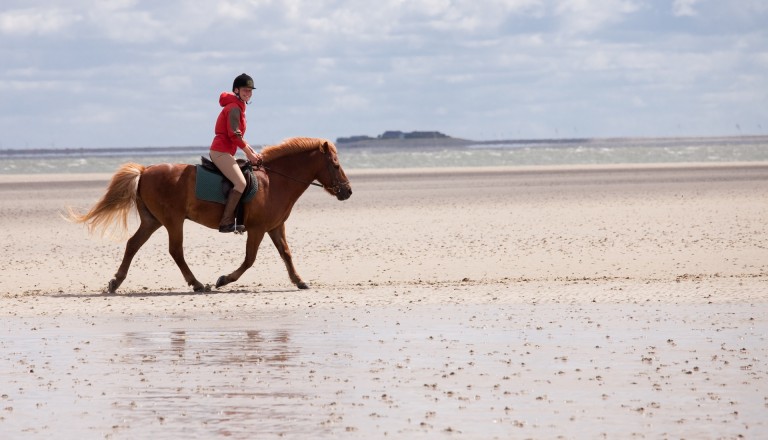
[1, 303, 766, 438]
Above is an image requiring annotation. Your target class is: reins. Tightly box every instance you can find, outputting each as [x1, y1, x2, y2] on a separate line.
[261, 165, 324, 188]
[256, 146, 349, 196]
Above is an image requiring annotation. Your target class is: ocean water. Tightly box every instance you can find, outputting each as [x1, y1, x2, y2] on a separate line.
[1, 136, 767, 174]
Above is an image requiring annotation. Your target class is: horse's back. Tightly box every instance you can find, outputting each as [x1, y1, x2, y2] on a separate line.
[138, 163, 197, 222]
[139, 162, 193, 194]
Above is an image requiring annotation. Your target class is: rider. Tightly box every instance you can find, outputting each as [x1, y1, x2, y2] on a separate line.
[210, 73, 263, 233]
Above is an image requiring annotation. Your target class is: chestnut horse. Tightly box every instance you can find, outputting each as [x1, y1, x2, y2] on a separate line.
[69, 137, 351, 293]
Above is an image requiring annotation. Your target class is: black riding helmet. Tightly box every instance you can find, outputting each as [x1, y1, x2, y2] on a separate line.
[232, 73, 255, 91]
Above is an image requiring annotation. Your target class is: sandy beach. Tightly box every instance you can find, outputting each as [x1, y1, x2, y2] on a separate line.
[1, 163, 767, 439]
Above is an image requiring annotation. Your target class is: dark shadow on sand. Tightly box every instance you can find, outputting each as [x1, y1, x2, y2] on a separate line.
[48, 287, 302, 299]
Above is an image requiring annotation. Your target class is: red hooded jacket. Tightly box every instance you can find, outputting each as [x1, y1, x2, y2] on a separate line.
[210, 92, 248, 155]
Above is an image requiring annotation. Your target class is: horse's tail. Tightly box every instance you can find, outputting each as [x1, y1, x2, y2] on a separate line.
[66, 163, 145, 238]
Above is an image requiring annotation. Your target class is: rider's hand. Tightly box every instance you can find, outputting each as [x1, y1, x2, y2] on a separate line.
[248, 152, 263, 167]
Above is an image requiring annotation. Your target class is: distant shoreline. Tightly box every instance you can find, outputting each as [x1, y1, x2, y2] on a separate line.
[0, 145, 205, 157]
[2, 134, 767, 156]
[336, 134, 768, 149]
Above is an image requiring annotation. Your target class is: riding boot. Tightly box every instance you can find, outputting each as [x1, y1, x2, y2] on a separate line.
[219, 189, 245, 233]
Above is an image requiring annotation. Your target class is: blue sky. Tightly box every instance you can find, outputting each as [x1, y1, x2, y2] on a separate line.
[0, 0, 766, 148]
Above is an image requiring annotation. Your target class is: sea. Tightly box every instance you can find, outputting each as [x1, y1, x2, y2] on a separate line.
[1, 136, 767, 174]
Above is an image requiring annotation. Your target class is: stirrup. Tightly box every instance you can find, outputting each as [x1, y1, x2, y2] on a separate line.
[219, 224, 245, 233]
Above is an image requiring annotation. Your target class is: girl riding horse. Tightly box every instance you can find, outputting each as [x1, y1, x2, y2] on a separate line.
[210, 73, 263, 233]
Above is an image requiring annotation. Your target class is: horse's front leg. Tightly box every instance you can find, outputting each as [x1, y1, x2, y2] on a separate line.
[167, 220, 208, 292]
[216, 230, 265, 289]
[268, 223, 309, 289]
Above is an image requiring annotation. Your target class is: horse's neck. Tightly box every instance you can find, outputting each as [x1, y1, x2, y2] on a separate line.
[266, 151, 318, 192]
[268, 151, 317, 174]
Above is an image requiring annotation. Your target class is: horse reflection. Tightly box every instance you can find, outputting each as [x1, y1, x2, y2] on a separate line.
[121, 329, 296, 367]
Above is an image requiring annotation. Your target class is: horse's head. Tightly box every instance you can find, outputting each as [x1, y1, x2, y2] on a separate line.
[261, 137, 352, 200]
[316, 141, 352, 201]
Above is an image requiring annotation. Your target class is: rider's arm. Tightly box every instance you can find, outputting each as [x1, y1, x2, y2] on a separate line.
[228, 107, 261, 164]
[227, 107, 248, 150]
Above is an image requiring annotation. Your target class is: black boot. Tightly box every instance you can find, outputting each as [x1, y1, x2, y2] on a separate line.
[219, 189, 245, 233]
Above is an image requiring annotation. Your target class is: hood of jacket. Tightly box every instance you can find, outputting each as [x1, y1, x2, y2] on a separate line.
[219, 92, 244, 109]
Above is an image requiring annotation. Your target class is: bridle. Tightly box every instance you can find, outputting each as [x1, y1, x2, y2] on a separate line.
[260, 148, 349, 195]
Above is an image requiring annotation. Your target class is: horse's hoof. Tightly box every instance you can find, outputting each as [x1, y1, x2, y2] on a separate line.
[297, 282, 310, 290]
[193, 283, 206, 293]
[216, 275, 229, 288]
[107, 279, 119, 294]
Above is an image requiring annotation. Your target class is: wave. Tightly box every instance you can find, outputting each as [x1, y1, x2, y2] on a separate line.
[2, 135, 768, 174]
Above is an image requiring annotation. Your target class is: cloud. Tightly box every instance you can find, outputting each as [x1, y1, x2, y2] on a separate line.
[411, 0, 544, 32]
[672, 0, 699, 17]
[0, 7, 82, 35]
[0, 0, 767, 148]
[555, 0, 641, 34]
[86, 4, 173, 44]
[329, 91, 369, 112]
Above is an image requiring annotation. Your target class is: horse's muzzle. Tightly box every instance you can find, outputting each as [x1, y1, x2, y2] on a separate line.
[336, 183, 352, 201]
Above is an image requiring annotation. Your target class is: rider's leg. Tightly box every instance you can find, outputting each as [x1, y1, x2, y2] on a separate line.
[210, 151, 247, 233]
[210, 151, 247, 193]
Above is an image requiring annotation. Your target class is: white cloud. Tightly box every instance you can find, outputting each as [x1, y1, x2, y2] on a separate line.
[405, 0, 544, 32]
[331, 93, 369, 111]
[88, 8, 167, 43]
[672, 0, 699, 17]
[555, 0, 641, 34]
[158, 74, 193, 89]
[438, 73, 475, 84]
[1, 0, 767, 147]
[0, 8, 82, 35]
[84, 1, 220, 44]
[67, 105, 117, 125]
[209, 0, 546, 41]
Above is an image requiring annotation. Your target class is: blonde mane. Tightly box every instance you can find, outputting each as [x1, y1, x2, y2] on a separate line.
[260, 137, 337, 162]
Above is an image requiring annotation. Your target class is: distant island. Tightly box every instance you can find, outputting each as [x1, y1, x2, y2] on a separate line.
[336, 130, 475, 148]
[334, 130, 601, 149]
[337, 130, 451, 143]
[335, 130, 611, 148]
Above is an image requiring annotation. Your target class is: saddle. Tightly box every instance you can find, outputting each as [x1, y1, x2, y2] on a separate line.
[199, 155, 252, 176]
[195, 156, 259, 206]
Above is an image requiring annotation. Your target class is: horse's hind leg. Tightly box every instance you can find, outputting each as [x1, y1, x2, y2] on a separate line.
[268, 223, 309, 289]
[109, 202, 160, 293]
[166, 220, 208, 292]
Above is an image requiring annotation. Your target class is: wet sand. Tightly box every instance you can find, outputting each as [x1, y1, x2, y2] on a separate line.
[1, 163, 768, 438]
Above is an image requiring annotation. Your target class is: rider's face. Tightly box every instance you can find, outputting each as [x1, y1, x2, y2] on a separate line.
[236, 87, 253, 102]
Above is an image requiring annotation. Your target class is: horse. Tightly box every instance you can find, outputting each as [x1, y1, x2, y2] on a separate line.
[68, 137, 352, 293]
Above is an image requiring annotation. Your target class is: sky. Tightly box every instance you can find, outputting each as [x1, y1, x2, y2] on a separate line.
[0, 0, 766, 149]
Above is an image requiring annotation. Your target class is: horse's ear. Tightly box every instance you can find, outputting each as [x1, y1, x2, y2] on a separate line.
[322, 141, 329, 152]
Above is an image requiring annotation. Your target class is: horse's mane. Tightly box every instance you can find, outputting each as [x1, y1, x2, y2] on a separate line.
[260, 137, 337, 162]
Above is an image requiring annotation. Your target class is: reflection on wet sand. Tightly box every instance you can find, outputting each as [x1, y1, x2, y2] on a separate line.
[1, 303, 766, 439]
[112, 328, 312, 437]
[122, 329, 295, 366]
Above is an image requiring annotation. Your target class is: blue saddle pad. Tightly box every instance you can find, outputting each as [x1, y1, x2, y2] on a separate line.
[195, 165, 258, 204]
